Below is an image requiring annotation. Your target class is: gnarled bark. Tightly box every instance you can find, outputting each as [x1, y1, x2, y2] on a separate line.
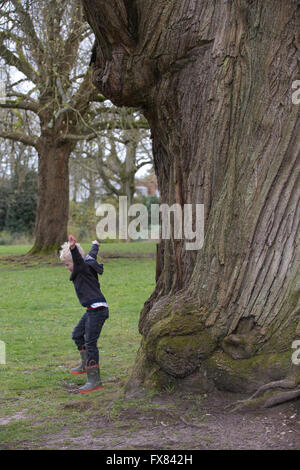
[82, 0, 300, 394]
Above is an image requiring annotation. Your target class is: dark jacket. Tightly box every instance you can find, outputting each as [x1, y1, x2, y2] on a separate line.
[70, 244, 108, 309]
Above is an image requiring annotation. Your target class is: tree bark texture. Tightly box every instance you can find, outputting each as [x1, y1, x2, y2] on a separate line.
[29, 134, 76, 254]
[29, 69, 93, 254]
[82, 0, 300, 393]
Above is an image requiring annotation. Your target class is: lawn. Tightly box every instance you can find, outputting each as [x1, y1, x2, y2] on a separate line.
[0, 240, 158, 257]
[1, 245, 299, 451]
[0, 245, 156, 448]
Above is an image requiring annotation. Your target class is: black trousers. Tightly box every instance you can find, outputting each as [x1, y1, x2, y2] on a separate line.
[72, 307, 108, 367]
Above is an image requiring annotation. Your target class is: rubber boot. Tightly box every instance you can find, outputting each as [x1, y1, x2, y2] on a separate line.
[78, 365, 102, 393]
[70, 350, 87, 375]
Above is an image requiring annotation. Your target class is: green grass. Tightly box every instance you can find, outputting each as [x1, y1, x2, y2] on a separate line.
[0, 240, 157, 257]
[0, 246, 156, 448]
[0, 244, 32, 256]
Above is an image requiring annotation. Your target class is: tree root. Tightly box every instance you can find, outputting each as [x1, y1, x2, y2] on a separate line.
[104, 399, 118, 423]
[263, 388, 300, 408]
[225, 379, 300, 412]
[179, 415, 209, 429]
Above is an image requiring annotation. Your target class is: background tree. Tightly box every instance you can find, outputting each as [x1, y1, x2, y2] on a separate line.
[0, 0, 147, 253]
[69, 109, 152, 239]
[82, 0, 300, 404]
[71, 117, 152, 206]
[0, 0, 94, 253]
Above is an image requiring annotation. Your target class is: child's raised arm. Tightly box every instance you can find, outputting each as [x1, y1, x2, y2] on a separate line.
[88, 240, 100, 260]
[69, 234, 85, 268]
[85, 240, 104, 275]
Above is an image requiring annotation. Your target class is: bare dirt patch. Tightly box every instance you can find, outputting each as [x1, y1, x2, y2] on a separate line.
[0, 411, 28, 426]
[5, 390, 299, 450]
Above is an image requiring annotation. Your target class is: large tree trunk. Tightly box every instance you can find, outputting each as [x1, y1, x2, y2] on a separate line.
[82, 0, 300, 394]
[29, 134, 75, 254]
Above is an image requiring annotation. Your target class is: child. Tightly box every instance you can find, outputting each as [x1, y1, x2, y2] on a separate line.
[59, 234, 109, 393]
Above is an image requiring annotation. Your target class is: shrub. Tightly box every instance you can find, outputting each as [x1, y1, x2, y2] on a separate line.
[5, 170, 37, 234]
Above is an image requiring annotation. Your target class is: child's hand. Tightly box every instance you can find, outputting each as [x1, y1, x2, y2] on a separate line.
[69, 234, 76, 248]
[92, 240, 100, 246]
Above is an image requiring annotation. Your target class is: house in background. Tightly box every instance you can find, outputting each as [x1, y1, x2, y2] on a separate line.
[135, 171, 159, 198]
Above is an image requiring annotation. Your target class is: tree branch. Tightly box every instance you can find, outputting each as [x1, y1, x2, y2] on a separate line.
[69, 68, 95, 116]
[0, 39, 37, 83]
[0, 130, 38, 148]
[136, 159, 153, 170]
[59, 119, 149, 142]
[10, 0, 44, 64]
[0, 99, 39, 114]
[59, 132, 98, 142]
[82, 0, 137, 52]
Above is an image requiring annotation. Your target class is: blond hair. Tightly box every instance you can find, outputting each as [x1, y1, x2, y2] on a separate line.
[59, 242, 85, 263]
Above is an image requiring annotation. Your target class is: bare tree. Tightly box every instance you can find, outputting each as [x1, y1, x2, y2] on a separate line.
[71, 119, 152, 205]
[82, 0, 300, 403]
[0, 0, 147, 253]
